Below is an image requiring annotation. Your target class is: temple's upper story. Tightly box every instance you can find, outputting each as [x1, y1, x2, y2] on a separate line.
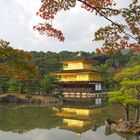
[53, 55, 102, 82]
[61, 56, 96, 70]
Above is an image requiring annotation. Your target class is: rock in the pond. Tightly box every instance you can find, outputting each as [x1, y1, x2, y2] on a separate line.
[1, 95, 24, 103]
[110, 123, 117, 131]
[116, 121, 131, 132]
[91, 124, 97, 131]
[117, 118, 124, 123]
[105, 118, 116, 128]
[105, 119, 140, 135]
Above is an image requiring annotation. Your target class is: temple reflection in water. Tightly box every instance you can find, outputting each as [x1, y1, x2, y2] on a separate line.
[0, 105, 139, 140]
[54, 105, 102, 134]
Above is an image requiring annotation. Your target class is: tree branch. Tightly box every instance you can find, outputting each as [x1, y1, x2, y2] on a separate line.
[77, 0, 138, 41]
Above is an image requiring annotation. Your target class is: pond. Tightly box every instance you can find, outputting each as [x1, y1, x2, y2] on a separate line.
[0, 104, 139, 140]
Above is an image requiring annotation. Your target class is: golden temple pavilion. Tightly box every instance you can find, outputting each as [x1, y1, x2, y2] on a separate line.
[53, 54, 103, 102]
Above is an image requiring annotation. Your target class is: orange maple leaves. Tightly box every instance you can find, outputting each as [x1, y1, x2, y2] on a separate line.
[33, 0, 114, 42]
[33, 0, 140, 54]
[33, 23, 64, 41]
[80, 0, 115, 12]
[0, 39, 40, 81]
[94, 0, 140, 55]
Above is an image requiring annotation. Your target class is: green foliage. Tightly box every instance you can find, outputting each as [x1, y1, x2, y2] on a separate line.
[126, 55, 140, 67]
[109, 64, 140, 121]
[0, 38, 138, 96]
[7, 78, 21, 93]
[40, 74, 58, 95]
[0, 39, 40, 81]
[115, 65, 140, 81]
[0, 73, 9, 93]
[109, 91, 125, 104]
[32, 51, 62, 76]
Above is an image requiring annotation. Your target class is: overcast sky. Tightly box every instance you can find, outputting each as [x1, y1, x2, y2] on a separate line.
[0, 0, 134, 52]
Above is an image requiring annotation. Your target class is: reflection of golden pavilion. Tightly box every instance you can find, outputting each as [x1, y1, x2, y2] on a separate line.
[62, 118, 92, 133]
[55, 107, 101, 134]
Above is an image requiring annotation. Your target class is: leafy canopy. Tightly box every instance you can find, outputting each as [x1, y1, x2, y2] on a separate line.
[109, 65, 140, 106]
[40, 74, 58, 94]
[34, 0, 140, 54]
[0, 39, 40, 80]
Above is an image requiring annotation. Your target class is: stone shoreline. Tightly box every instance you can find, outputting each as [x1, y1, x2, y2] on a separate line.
[0, 94, 62, 105]
[105, 118, 140, 135]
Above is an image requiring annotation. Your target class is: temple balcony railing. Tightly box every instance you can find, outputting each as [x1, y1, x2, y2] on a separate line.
[59, 78, 90, 82]
[59, 78, 101, 82]
[62, 88, 101, 93]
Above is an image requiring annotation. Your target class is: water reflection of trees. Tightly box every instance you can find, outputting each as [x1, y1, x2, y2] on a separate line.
[0, 105, 62, 133]
[55, 104, 139, 140]
[54, 104, 123, 134]
[0, 104, 138, 140]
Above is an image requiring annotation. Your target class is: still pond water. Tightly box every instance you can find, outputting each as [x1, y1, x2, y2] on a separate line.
[0, 104, 139, 140]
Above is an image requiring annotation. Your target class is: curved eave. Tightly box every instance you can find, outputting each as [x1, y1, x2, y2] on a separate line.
[60, 56, 98, 64]
[61, 59, 97, 64]
[51, 71, 101, 76]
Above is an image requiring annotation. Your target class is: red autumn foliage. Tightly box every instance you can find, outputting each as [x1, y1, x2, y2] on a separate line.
[34, 0, 140, 54]
[34, 0, 114, 42]
[0, 39, 40, 81]
[33, 23, 64, 41]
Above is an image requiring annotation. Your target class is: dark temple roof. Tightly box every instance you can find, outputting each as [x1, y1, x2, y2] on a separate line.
[61, 56, 97, 63]
[53, 69, 99, 73]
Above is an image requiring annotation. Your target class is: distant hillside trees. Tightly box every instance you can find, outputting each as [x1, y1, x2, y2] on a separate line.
[0, 39, 139, 95]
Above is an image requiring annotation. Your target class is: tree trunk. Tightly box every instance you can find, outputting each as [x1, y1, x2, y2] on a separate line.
[20, 86, 24, 94]
[38, 87, 41, 95]
[125, 104, 129, 121]
[135, 106, 139, 122]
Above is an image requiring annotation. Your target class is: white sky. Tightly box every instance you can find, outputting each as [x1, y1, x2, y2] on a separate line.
[0, 0, 135, 52]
